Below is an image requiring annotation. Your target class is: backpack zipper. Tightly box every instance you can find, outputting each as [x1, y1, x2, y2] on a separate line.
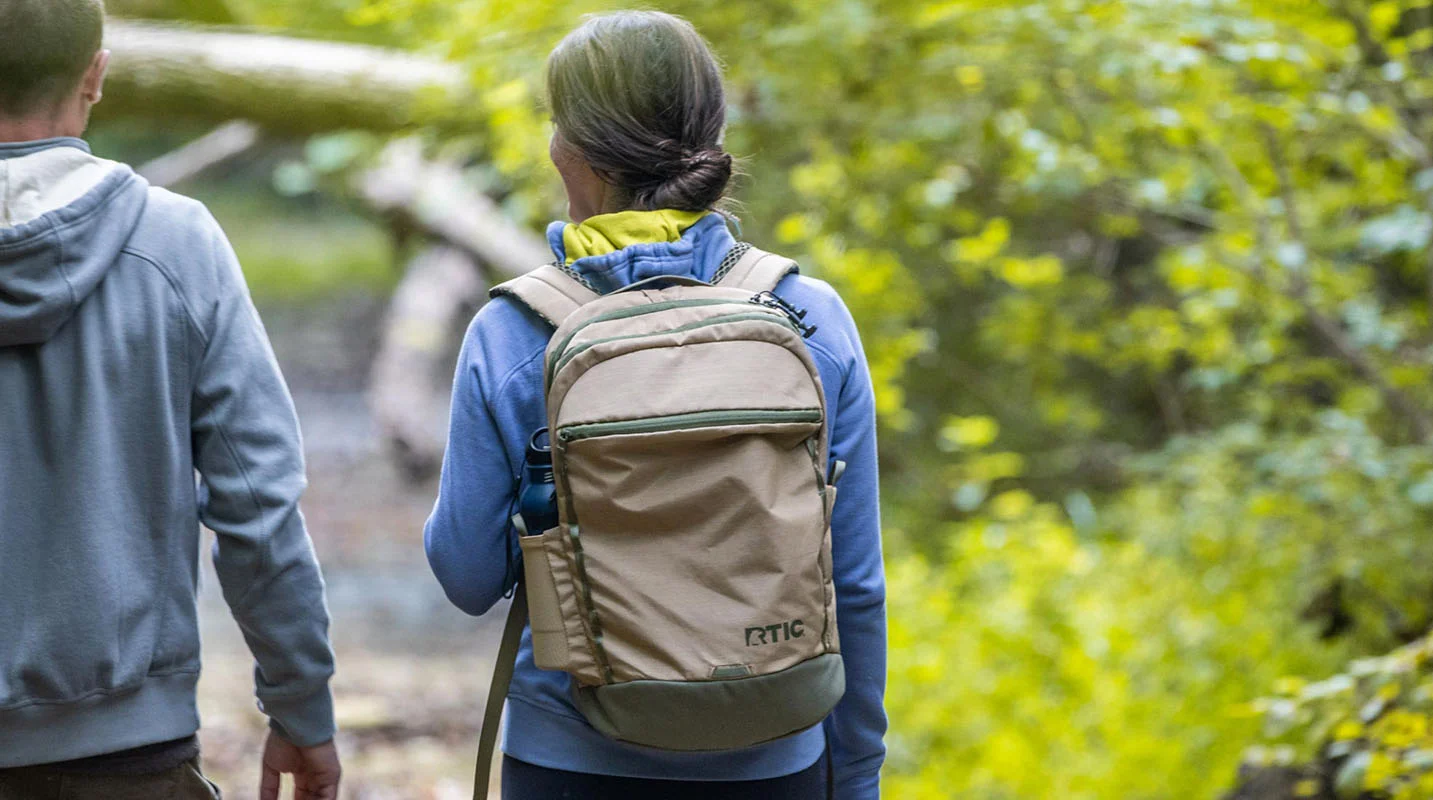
[557, 408, 822, 443]
[751, 292, 818, 338]
[547, 299, 747, 387]
[548, 311, 799, 386]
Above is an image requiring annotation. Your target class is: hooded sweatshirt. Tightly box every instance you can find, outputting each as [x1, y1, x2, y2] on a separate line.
[0, 138, 335, 765]
[425, 211, 888, 797]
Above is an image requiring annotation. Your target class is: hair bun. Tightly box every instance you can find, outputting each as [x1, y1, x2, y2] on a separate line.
[649, 141, 725, 178]
[645, 148, 732, 212]
[682, 149, 730, 171]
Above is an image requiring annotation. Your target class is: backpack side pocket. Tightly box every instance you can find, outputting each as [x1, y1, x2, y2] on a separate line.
[519, 528, 573, 671]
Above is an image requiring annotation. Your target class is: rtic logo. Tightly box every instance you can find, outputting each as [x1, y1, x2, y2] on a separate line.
[745, 619, 804, 647]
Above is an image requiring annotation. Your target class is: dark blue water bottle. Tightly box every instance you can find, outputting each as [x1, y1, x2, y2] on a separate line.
[517, 428, 560, 536]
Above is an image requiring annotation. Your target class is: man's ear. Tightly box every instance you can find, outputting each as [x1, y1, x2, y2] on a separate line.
[82, 50, 111, 104]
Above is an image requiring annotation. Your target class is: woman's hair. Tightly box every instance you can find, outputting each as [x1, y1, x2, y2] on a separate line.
[547, 11, 733, 213]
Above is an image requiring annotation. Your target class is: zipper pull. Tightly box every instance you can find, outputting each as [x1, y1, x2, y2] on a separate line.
[751, 292, 819, 338]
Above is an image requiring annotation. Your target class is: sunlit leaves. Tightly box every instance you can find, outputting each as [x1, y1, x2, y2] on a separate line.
[886, 507, 1338, 800]
[1250, 637, 1433, 798]
[940, 415, 1000, 450]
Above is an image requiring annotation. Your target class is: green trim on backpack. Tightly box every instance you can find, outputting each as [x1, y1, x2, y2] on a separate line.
[572, 654, 846, 751]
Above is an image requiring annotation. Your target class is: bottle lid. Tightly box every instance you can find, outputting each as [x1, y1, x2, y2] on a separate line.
[526, 427, 553, 466]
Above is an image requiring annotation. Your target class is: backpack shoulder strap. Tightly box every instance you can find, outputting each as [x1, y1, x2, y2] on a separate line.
[715, 244, 800, 294]
[473, 580, 527, 800]
[490, 264, 601, 329]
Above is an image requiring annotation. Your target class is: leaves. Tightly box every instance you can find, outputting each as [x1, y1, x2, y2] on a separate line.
[1252, 638, 1433, 799]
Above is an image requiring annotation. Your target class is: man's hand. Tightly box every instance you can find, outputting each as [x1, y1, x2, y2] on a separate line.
[259, 732, 341, 800]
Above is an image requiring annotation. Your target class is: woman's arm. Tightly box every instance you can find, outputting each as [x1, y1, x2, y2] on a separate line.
[424, 319, 522, 616]
[812, 290, 889, 799]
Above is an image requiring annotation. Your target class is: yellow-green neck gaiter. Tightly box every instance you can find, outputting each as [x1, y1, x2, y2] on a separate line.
[563, 209, 710, 265]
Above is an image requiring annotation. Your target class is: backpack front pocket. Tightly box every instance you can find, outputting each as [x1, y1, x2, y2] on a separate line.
[553, 410, 831, 684]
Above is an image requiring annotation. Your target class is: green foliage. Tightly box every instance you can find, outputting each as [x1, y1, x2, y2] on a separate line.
[241, 0, 1433, 794]
[188, 183, 396, 300]
[108, 0, 236, 23]
[887, 507, 1342, 799]
[1249, 635, 1433, 799]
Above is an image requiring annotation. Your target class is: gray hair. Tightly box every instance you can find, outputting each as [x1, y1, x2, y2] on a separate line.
[546, 11, 733, 212]
[0, 0, 105, 115]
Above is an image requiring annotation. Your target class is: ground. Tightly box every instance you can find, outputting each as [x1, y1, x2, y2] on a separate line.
[192, 295, 506, 799]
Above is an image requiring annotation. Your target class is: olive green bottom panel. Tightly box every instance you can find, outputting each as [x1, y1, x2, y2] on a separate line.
[572, 653, 845, 751]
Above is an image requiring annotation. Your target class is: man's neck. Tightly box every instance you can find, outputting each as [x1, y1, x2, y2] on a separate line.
[0, 116, 80, 145]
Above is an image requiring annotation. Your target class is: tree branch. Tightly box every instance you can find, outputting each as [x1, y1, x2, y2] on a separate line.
[357, 139, 553, 282]
[1337, 0, 1392, 67]
[100, 20, 470, 135]
[357, 141, 552, 479]
[1259, 126, 1433, 441]
[1207, 135, 1433, 443]
[135, 120, 260, 187]
[369, 246, 485, 480]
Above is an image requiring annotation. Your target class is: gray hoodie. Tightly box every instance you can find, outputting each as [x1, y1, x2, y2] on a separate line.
[0, 138, 335, 765]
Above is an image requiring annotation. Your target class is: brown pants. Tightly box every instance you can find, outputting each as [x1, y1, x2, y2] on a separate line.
[0, 758, 221, 800]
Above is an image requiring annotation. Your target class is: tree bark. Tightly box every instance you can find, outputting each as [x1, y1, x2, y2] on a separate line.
[98, 20, 470, 135]
[360, 142, 553, 479]
[369, 245, 486, 481]
[358, 139, 553, 280]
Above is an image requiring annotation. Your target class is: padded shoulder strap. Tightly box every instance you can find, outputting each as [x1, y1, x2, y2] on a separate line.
[715, 245, 800, 294]
[490, 264, 601, 329]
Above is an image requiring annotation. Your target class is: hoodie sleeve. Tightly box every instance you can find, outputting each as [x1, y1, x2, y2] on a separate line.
[189, 211, 335, 747]
[423, 313, 523, 617]
[814, 289, 889, 800]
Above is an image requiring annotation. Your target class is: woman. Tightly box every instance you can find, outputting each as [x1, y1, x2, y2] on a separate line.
[425, 11, 886, 800]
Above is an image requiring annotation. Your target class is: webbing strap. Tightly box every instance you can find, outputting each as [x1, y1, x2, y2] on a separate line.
[715, 245, 799, 294]
[473, 583, 528, 800]
[825, 722, 836, 800]
[490, 265, 601, 329]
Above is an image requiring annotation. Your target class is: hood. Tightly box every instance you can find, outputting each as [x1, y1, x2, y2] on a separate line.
[0, 139, 147, 346]
[559, 209, 709, 265]
[547, 211, 739, 295]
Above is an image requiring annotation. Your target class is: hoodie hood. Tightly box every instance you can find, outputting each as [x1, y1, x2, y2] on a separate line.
[560, 209, 709, 265]
[546, 211, 739, 295]
[0, 139, 147, 346]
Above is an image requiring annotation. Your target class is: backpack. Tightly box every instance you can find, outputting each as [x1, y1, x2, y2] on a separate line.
[471, 244, 844, 795]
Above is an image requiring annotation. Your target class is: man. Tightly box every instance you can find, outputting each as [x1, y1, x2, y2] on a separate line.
[0, 1, 341, 798]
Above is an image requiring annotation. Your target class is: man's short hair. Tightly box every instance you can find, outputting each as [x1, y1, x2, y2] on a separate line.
[0, 0, 105, 116]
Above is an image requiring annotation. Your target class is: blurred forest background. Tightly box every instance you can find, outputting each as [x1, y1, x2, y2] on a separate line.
[89, 0, 1433, 797]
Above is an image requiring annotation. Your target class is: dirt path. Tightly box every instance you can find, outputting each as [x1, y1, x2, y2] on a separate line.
[195, 298, 507, 798]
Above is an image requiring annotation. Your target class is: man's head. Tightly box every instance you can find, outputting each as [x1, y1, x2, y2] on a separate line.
[0, 0, 109, 140]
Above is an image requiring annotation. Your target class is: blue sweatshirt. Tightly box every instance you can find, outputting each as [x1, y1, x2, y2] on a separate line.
[0, 138, 335, 765]
[424, 212, 887, 797]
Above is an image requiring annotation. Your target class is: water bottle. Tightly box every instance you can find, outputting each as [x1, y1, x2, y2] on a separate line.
[518, 428, 560, 536]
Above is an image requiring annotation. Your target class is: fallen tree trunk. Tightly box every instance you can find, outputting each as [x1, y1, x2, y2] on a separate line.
[360, 141, 553, 478]
[358, 140, 553, 280]
[99, 20, 470, 135]
[369, 245, 486, 480]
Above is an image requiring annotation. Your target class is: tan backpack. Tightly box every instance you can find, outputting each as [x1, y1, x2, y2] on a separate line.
[472, 245, 844, 794]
